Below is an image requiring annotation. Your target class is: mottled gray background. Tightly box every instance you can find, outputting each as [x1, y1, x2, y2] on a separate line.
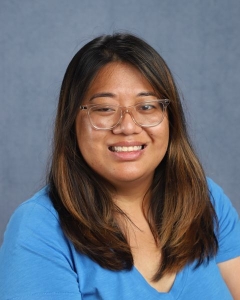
[1, 0, 240, 243]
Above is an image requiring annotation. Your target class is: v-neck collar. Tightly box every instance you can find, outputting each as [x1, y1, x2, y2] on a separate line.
[131, 265, 189, 299]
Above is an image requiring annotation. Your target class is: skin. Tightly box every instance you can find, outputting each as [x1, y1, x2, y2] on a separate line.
[76, 62, 169, 199]
[218, 257, 240, 299]
[75, 61, 240, 296]
[75, 62, 172, 291]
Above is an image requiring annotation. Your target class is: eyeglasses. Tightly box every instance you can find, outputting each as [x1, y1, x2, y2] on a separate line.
[79, 99, 170, 130]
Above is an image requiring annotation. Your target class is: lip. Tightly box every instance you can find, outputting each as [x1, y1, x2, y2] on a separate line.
[108, 141, 146, 151]
[108, 141, 146, 160]
[108, 141, 146, 147]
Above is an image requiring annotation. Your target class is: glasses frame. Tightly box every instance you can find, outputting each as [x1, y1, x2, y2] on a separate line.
[79, 99, 170, 130]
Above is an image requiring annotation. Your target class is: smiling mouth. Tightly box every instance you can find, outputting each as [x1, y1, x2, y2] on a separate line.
[109, 145, 145, 152]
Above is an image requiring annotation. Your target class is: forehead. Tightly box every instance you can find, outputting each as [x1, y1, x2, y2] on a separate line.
[83, 62, 156, 101]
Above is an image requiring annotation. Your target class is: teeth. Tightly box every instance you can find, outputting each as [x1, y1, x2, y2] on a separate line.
[111, 146, 143, 152]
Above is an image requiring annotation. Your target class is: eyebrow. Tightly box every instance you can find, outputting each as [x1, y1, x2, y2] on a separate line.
[89, 91, 157, 101]
[137, 92, 157, 97]
[89, 93, 115, 101]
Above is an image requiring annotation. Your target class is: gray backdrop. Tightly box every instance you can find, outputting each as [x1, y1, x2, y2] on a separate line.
[1, 0, 240, 243]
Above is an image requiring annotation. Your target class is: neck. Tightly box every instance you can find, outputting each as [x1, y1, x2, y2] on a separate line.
[111, 179, 153, 225]
[113, 176, 151, 204]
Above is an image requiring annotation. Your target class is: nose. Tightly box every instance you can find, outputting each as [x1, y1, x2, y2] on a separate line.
[112, 110, 142, 135]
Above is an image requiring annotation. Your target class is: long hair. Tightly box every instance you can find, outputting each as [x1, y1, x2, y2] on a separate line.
[48, 33, 218, 280]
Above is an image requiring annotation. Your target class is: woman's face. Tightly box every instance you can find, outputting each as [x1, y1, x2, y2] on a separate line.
[75, 62, 169, 189]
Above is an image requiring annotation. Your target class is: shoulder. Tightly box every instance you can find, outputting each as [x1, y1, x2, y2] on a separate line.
[15, 186, 58, 218]
[207, 177, 227, 205]
[207, 178, 240, 262]
[0, 187, 70, 255]
[3, 187, 59, 239]
[207, 177, 239, 222]
[0, 187, 81, 299]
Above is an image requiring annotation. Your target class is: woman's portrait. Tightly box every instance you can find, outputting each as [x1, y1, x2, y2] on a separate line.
[1, 2, 240, 300]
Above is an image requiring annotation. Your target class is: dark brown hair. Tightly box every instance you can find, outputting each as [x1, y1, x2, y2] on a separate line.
[48, 33, 218, 280]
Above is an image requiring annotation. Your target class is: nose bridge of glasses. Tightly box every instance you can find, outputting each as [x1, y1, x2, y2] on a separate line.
[120, 106, 136, 121]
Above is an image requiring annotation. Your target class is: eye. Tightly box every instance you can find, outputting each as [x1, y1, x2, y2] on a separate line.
[91, 105, 117, 114]
[140, 104, 155, 110]
[137, 102, 158, 112]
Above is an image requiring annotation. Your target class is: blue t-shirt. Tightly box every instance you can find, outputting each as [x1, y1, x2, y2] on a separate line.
[0, 178, 240, 300]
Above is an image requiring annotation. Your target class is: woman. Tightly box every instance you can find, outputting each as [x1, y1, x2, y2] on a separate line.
[0, 33, 240, 299]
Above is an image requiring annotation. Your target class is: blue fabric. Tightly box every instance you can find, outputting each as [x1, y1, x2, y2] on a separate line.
[0, 179, 240, 300]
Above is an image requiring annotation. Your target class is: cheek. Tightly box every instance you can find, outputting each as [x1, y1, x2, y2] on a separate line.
[77, 132, 100, 171]
[76, 115, 93, 158]
[76, 116, 107, 169]
[77, 128, 95, 159]
[150, 123, 169, 164]
[162, 126, 170, 154]
[163, 124, 170, 146]
[151, 120, 169, 146]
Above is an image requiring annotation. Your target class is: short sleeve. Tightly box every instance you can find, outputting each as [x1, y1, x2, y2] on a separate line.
[207, 178, 240, 263]
[0, 189, 82, 300]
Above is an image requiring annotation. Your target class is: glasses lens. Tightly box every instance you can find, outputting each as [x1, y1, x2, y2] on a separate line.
[133, 101, 164, 127]
[87, 100, 168, 129]
[89, 105, 121, 129]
